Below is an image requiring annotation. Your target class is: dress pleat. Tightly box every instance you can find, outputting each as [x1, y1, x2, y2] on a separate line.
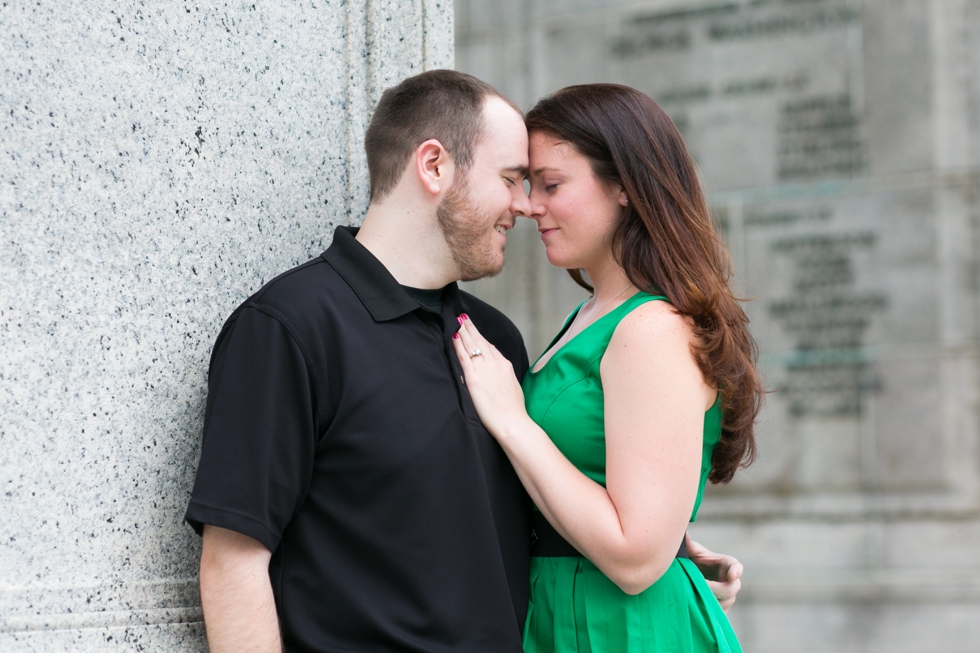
[525, 556, 740, 652]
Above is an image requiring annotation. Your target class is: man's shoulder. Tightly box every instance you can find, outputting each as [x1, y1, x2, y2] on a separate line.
[256, 252, 337, 299]
[221, 253, 349, 332]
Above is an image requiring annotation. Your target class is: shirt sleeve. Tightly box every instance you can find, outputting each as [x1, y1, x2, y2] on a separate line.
[185, 306, 317, 552]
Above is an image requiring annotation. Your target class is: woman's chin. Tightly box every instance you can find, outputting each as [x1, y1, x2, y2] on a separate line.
[548, 254, 588, 272]
[544, 251, 569, 269]
[541, 245, 570, 269]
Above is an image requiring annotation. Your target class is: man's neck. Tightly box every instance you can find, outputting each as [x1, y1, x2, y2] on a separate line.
[355, 202, 460, 290]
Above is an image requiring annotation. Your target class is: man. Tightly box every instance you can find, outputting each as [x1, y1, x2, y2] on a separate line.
[185, 70, 741, 653]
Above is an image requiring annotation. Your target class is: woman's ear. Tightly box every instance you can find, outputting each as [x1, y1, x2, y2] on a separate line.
[415, 139, 453, 196]
[618, 188, 629, 207]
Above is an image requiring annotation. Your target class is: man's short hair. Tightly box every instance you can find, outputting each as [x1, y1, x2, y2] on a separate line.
[364, 70, 519, 201]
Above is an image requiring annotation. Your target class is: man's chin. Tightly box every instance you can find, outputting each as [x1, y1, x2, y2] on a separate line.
[459, 255, 505, 282]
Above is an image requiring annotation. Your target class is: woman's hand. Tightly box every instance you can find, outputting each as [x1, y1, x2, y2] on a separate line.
[452, 314, 530, 438]
[685, 534, 743, 613]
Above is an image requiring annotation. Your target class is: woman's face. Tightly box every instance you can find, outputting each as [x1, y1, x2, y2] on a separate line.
[526, 131, 626, 272]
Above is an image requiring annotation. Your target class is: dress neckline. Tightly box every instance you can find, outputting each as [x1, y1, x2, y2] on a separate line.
[529, 291, 662, 376]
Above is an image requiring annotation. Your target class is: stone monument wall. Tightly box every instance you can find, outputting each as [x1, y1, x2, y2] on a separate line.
[457, 0, 980, 651]
[0, 1, 452, 650]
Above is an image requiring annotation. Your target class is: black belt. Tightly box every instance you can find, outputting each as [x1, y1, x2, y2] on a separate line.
[531, 511, 688, 559]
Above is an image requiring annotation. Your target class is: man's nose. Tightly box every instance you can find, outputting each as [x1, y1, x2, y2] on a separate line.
[511, 189, 532, 217]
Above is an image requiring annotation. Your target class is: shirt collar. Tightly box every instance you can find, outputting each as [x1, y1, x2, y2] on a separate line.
[323, 226, 462, 323]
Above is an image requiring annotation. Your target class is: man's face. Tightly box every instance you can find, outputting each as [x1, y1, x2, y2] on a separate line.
[437, 97, 530, 282]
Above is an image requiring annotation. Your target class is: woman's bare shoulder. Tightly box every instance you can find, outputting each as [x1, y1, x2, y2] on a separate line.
[604, 297, 715, 408]
[610, 297, 695, 349]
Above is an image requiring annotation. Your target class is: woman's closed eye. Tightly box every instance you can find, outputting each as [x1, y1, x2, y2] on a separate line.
[533, 178, 561, 193]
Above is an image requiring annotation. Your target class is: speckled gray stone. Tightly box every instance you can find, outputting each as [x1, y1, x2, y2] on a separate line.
[0, 0, 452, 649]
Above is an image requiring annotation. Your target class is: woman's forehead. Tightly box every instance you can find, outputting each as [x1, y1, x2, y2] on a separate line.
[529, 133, 581, 169]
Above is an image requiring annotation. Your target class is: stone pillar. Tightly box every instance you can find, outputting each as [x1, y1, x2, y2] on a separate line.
[0, 1, 452, 650]
[457, 0, 980, 651]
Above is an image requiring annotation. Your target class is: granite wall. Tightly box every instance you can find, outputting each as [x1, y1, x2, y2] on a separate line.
[458, 0, 980, 651]
[0, 1, 452, 650]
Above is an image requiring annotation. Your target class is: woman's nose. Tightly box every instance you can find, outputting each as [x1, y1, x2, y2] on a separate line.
[526, 193, 546, 219]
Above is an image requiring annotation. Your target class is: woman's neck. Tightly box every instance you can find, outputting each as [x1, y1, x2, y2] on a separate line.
[584, 259, 636, 304]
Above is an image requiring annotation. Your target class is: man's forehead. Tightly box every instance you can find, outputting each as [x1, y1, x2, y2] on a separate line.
[476, 131, 529, 170]
[482, 99, 527, 137]
[471, 98, 527, 169]
[482, 95, 525, 124]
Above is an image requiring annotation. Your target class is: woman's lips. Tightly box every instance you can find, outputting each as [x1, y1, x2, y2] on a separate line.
[539, 228, 558, 239]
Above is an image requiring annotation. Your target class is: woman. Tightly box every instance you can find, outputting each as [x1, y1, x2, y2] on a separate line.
[451, 84, 763, 652]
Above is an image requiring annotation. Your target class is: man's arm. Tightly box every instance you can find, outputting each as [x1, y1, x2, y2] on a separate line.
[685, 534, 743, 613]
[200, 525, 282, 653]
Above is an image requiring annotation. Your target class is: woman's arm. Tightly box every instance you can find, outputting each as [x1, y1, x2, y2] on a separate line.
[453, 303, 713, 595]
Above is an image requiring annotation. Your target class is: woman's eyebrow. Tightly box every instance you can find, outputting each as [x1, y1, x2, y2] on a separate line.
[532, 166, 560, 176]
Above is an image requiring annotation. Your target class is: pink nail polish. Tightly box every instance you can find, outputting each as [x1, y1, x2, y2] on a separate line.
[461, 313, 469, 320]
[457, 316, 463, 325]
[453, 333, 459, 339]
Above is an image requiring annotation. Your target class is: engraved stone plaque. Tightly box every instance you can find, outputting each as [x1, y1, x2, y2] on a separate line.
[458, 0, 980, 648]
[460, 0, 980, 518]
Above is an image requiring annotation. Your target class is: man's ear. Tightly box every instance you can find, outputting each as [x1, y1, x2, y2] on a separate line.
[415, 139, 453, 196]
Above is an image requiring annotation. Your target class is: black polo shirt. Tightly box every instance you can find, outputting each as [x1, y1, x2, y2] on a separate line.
[185, 226, 531, 653]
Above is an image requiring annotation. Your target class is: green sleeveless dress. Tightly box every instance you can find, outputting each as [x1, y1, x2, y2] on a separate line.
[521, 292, 741, 653]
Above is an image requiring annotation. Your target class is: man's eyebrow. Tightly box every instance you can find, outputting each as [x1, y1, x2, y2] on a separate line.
[501, 166, 529, 177]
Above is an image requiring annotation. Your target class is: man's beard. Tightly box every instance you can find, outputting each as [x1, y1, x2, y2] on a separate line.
[436, 176, 505, 282]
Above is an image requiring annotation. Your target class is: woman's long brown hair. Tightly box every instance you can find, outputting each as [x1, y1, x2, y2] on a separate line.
[525, 84, 762, 483]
